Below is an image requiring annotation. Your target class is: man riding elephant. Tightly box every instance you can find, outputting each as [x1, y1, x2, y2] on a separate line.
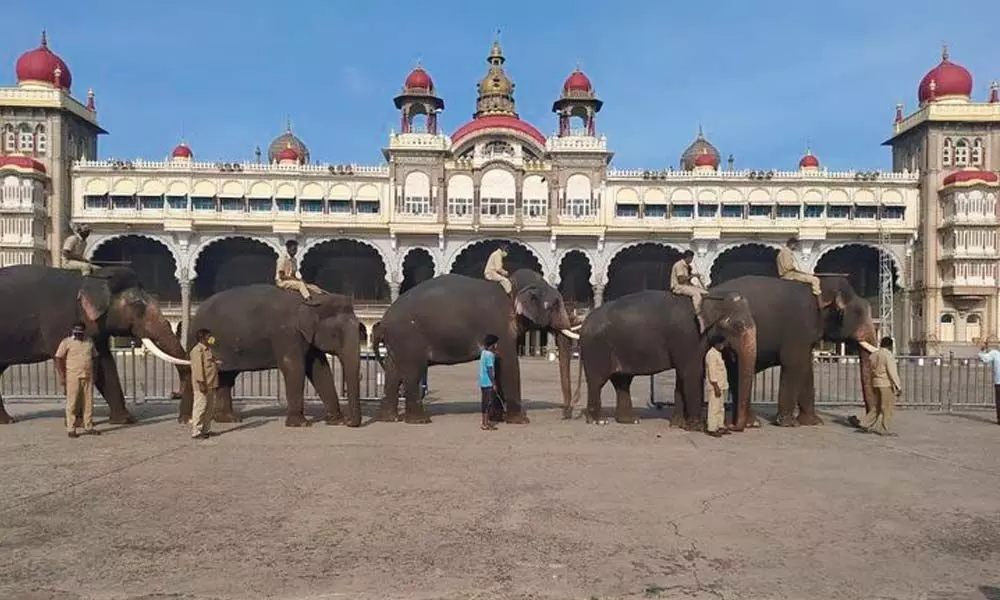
[670, 250, 707, 331]
[483, 244, 512, 295]
[777, 236, 822, 306]
[61, 224, 93, 276]
[276, 239, 326, 300]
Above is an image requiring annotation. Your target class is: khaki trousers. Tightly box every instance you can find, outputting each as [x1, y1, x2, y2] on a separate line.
[859, 386, 895, 435]
[277, 279, 324, 299]
[192, 387, 217, 437]
[64, 260, 92, 276]
[706, 386, 727, 432]
[485, 272, 513, 294]
[781, 272, 822, 296]
[65, 377, 95, 432]
[671, 284, 706, 312]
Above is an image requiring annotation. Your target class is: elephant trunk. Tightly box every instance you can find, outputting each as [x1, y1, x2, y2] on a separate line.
[137, 303, 193, 414]
[854, 323, 879, 415]
[553, 304, 580, 340]
[555, 329, 574, 415]
[731, 324, 758, 431]
[341, 350, 362, 427]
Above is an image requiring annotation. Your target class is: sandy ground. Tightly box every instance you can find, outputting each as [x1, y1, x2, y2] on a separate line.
[1, 360, 999, 600]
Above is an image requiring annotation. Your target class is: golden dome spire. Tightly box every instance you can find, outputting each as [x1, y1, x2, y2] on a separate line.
[474, 31, 517, 118]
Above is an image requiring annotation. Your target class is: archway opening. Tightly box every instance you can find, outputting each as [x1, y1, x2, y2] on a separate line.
[401, 248, 436, 295]
[814, 244, 900, 303]
[710, 243, 779, 286]
[558, 250, 593, 308]
[450, 239, 543, 278]
[604, 243, 682, 302]
[301, 239, 389, 302]
[91, 235, 180, 302]
[193, 238, 277, 301]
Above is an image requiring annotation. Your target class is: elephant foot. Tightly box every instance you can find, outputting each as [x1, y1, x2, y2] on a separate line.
[177, 415, 191, 425]
[324, 414, 345, 426]
[505, 412, 530, 425]
[796, 412, 824, 427]
[214, 411, 243, 424]
[774, 413, 798, 428]
[615, 413, 640, 425]
[681, 418, 703, 432]
[284, 414, 312, 427]
[403, 413, 432, 425]
[0, 410, 15, 424]
[374, 408, 402, 422]
[669, 413, 686, 429]
[584, 411, 607, 425]
[561, 407, 574, 420]
[107, 411, 137, 425]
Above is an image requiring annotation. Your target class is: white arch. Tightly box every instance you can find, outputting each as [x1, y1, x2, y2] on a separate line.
[404, 171, 431, 197]
[399, 246, 440, 282]
[555, 247, 597, 285]
[445, 237, 550, 279]
[299, 237, 393, 281]
[598, 241, 687, 286]
[707, 241, 783, 286]
[813, 242, 906, 288]
[187, 235, 281, 282]
[480, 168, 516, 198]
[86, 232, 185, 282]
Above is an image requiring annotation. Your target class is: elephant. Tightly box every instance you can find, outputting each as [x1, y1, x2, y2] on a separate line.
[0, 265, 192, 424]
[708, 275, 878, 430]
[372, 268, 580, 424]
[574, 290, 758, 429]
[183, 285, 362, 427]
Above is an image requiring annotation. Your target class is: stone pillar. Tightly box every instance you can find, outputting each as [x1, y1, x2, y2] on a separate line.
[180, 277, 191, 349]
[593, 284, 604, 307]
[389, 281, 400, 302]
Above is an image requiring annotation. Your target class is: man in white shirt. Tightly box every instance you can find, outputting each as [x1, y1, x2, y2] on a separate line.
[484, 245, 512, 294]
[61, 224, 94, 276]
[978, 341, 1000, 425]
[276, 239, 325, 300]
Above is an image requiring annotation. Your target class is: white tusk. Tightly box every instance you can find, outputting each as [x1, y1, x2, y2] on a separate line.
[560, 329, 580, 340]
[142, 338, 191, 366]
[858, 341, 878, 354]
[570, 324, 583, 331]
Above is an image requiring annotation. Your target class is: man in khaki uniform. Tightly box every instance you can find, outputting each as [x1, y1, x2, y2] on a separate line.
[670, 250, 707, 328]
[777, 237, 822, 302]
[61, 224, 93, 275]
[54, 322, 100, 438]
[704, 342, 731, 437]
[484, 245, 512, 294]
[851, 336, 902, 436]
[189, 328, 221, 440]
[276, 239, 325, 300]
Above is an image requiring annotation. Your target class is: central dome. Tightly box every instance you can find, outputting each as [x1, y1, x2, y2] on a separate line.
[15, 31, 71, 90]
[268, 123, 309, 164]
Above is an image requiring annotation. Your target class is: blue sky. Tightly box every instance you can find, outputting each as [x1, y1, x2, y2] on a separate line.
[4, 0, 998, 170]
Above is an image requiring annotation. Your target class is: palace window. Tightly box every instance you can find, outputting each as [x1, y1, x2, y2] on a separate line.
[448, 198, 473, 217]
[403, 196, 432, 215]
[2, 125, 14, 152]
[83, 195, 109, 210]
[248, 199, 271, 212]
[329, 200, 351, 213]
[220, 198, 244, 212]
[954, 139, 970, 167]
[777, 205, 800, 219]
[276, 199, 295, 212]
[942, 138, 953, 167]
[828, 205, 850, 219]
[645, 205, 667, 218]
[140, 195, 164, 210]
[966, 314, 982, 344]
[972, 139, 984, 166]
[882, 206, 905, 220]
[300, 200, 323, 213]
[697, 203, 718, 218]
[192, 197, 216, 211]
[670, 204, 693, 218]
[564, 197, 593, 218]
[615, 204, 639, 218]
[522, 198, 547, 219]
[939, 313, 955, 343]
[855, 206, 877, 219]
[804, 205, 824, 218]
[481, 197, 515, 218]
[18, 126, 33, 153]
[34, 125, 47, 155]
[111, 195, 137, 210]
[748, 205, 771, 219]
[721, 205, 742, 219]
[166, 195, 188, 210]
[356, 200, 380, 214]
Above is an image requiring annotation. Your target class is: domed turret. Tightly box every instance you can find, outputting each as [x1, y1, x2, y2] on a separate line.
[276, 143, 300, 165]
[473, 36, 518, 118]
[553, 66, 603, 137]
[563, 68, 592, 94]
[680, 126, 720, 171]
[799, 148, 820, 170]
[171, 141, 193, 161]
[693, 148, 717, 172]
[268, 121, 309, 164]
[917, 45, 973, 105]
[404, 64, 434, 93]
[393, 62, 445, 134]
[15, 31, 72, 90]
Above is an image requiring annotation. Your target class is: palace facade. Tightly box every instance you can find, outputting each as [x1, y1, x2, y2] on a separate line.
[2, 33, 999, 356]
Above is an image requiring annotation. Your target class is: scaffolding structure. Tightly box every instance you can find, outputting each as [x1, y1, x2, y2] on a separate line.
[878, 221, 895, 341]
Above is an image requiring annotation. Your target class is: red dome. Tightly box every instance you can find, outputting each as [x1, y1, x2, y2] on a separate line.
[0, 155, 47, 174]
[563, 69, 592, 93]
[918, 48, 972, 104]
[694, 150, 716, 168]
[171, 142, 192, 159]
[452, 115, 546, 146]
[15, 32, 72, 90]
[799, 151, 820, 168]
[277, 144, 300, 162]
[404, 66, 434, 91]
[942, 169, 999, 187]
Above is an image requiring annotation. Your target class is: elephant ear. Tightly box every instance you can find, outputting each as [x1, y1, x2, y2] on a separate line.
[296, 304, 319, 344]
[514, 286, 544, 324]
[77, 277, 111, 324]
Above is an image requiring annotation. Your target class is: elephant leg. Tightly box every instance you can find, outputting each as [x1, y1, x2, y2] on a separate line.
[611, 374, 639, 424]
[0, 365, 13, 424]
[677, 371, 704, 432]
[584, 368, 607, 425]
[212, 372, 242, 423]
[92, 348, 136, 425]
[307, 354, 344, 425]
[500, 338, 529, 425]
[774, 356, 804, 427]
[402, 369, 431, 424]
[375, 362, 402, 422]
[280, 358, 311, 427]
[796, 359, 823, 426]
[670, 383, 686, 428]
[726, 365, 760, 430]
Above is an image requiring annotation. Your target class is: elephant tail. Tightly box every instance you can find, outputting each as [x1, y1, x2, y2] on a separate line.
[371, 321, 386, 368]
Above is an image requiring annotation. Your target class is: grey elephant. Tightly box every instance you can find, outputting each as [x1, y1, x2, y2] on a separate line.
[185, 285, 362, 427]
[372, 269, 580, 424]
[0, 265, 192, 424]
[574, 290, 757, 429]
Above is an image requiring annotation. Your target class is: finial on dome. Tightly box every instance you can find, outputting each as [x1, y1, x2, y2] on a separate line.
[489, 29, 505, 64]
[285, 117, 292, 133]
[990, 81, 999, 104]
[86, 88, 95, 111]
[697, 123, 705, 138]
[40, 30, 48, 49]
[254, 145, 262, 164]
[941, 43, 949, 61]
[895, 102, 904, 123]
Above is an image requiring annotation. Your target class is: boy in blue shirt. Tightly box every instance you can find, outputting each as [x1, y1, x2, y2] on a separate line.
[479, 334, 500, 431]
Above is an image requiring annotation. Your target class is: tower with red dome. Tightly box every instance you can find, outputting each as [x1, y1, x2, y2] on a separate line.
[394, 64, 445, 135]
[1, 31, 105, 268]
[552, 67, 603, 137]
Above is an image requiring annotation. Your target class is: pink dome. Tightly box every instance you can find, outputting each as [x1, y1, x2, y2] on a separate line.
[0, 155, 47, 174]
[171, 142, 192, 159]
[563, 69, 592, 93]
[15, 32, 71, 90]
[404, 66, 434, 91]
[799, 151, 819, 168]
[917, 47, 973, 104]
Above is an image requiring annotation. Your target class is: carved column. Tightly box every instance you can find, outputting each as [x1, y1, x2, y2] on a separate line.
[179, 277, 191, 349]
[389, 281, 400, 302]
[593, 284, 605, 307]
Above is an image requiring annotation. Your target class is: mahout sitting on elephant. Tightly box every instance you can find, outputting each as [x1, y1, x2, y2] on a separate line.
[710, 274, 878, 429]
[184, 285, 362, 427]
[372, 268, 580, 424]
[575, 288, 757, 429]
[0, 265, 192, 425]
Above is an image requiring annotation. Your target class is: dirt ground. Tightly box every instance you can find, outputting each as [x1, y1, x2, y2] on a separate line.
[1, 360, 999, 600]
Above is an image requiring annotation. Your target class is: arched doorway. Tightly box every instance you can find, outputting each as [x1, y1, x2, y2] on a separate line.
[558, 250, 594, 309]
[604, 243, 682, 302]
[450, 239, 543, 277]
[301, 239, 389, 302]
[940, 314, 956, 342]
[965, 313, 982, 343]
[710, 243, 778, 286]
[814, 244, 900, 302]
[400, 248, 436, 295]
[193, 238, 277, 300]
[91, 235, 180, 302]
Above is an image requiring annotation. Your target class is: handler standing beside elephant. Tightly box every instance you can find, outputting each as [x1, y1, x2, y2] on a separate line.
[479, 334, 500, 431]
[670, 250, 707, 330]
[776, 237, 822, 303]
[850, 336, 902, 435]
[276, 239, 325, 300]
[483, 245, 512, 294]
[189, 328, 221, 440]
[704, 342, 730, 437]
[54, 323, 100, 438]
[61, 224, 93, 276]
